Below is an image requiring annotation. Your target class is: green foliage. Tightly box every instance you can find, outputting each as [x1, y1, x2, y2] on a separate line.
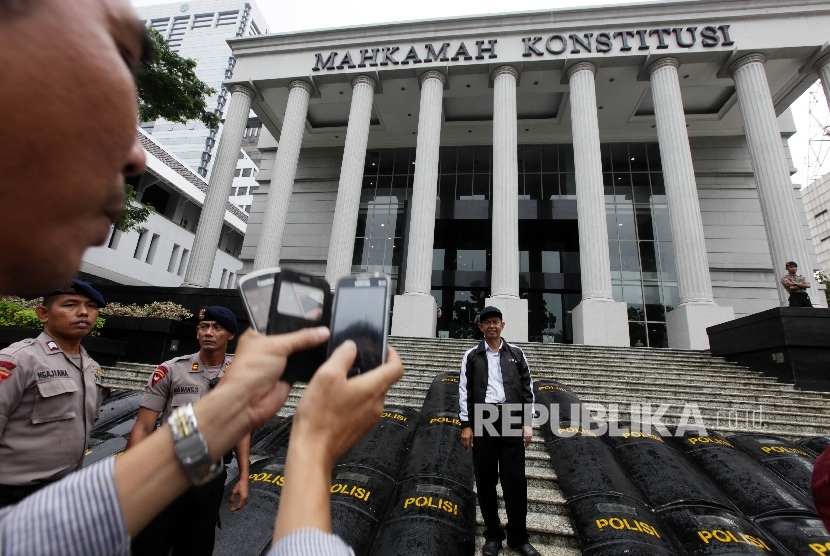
[113, 184, 154, 233]
[91, 318, 105, 337]
[100, 301, 192, 321]
[137, 28, 220, 129]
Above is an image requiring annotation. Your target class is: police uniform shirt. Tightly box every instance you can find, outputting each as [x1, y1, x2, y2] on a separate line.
[139, 352, 230, 424]
[0, 332, 107, 486]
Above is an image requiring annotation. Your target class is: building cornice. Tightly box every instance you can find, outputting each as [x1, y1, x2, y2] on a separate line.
[228, 0, 830, 55]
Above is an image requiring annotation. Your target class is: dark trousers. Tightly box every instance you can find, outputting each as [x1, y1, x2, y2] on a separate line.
[471, 407, 528, 547]
[789, 291, 813, 307]
[0, 480, 54, 509]
[131, 469, 227, 556]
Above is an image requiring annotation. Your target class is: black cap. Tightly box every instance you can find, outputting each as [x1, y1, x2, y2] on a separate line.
[478, 306, 503, 321]
[43, 279, 106, 307]
[786, 261, 798, 267]
[199, 306, 238, 333]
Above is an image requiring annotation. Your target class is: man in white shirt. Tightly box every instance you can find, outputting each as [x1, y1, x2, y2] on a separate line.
[458, 306, 539, 556]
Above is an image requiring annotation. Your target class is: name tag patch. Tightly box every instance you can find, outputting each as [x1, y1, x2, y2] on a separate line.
[173, 386, 200, 394]
[37, 369, 70, 380]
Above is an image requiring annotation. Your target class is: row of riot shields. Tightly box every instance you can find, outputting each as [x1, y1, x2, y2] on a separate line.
[535, 378, 830, 555]
[212, 371, 476, 556]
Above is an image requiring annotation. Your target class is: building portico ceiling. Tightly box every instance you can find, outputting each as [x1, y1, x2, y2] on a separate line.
[226, 0, 830, 149]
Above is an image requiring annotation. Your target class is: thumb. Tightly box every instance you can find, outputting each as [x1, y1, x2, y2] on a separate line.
[317, 340, 357, 377]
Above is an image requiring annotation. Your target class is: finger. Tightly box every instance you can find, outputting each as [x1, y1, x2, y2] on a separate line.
[267, 326, 331, 356]
[348, 347, 404, 395]
[316, 340, 357, 377]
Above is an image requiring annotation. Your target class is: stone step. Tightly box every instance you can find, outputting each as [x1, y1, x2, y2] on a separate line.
[475, 508, 577, 548]
[474, 534, 581, 556]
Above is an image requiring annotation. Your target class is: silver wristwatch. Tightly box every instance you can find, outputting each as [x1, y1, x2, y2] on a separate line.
[168, 403, 224, 486]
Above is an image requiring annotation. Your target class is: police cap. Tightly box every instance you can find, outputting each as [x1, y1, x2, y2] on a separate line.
[43, 279, 106, 307]
[199, 306, 238, 333]
[478, 306, 503, 321]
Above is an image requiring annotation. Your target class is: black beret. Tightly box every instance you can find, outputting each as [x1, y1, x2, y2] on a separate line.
[44, 279, 106, 307]
[199, 306, 238, 333]
[786, 261, 798, 267]
[478, 306, 503, 321]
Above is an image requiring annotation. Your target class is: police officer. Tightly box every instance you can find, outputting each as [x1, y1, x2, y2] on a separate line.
[128, 305, 250, 556]
[0, 280, 109, 508]
[459, 306, 540, 556]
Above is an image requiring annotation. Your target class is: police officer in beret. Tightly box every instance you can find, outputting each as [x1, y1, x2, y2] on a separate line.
[127, 305, 251, 556]
[0, 280, 109, 508]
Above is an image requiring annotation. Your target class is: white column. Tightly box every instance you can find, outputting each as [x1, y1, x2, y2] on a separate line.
[649, 58, 734, 348]
[184, 85, 253, 287]
[253, 80, 313, 270]
[390, 71, 444, 338]
[817, 55, 830, 113]
[731, 54, 826, 307]
[325, 76, 377, 288]
[568, 62, 630, 346]
[486, 66, 528, 343]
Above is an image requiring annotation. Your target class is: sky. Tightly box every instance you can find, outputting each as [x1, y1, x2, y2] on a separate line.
[131, 0, 830, 188]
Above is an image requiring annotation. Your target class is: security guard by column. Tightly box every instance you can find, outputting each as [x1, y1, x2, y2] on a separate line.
[0, 280, 109, 508]
[459, 306, 540, 556]
[128, 305, 250, 556]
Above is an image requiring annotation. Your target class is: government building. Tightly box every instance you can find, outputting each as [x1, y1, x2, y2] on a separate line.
[178, 0, 830, 349]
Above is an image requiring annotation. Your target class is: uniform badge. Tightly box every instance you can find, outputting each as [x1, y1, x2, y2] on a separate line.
[0, 369, 11, 383]
[47, 341, 59, 351]
[151, 365, 169, 386]
[191, 362, 199, 371]
[225, 362, 229, 371]
[0, 361, 16, 370]
[198, 309, 205, 320]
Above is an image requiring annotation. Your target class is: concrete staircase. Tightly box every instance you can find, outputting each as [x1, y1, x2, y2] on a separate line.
[100, 337, 830, 556]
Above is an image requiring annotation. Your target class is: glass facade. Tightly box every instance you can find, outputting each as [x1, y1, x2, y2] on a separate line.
[351, 143, 678, 347]
[602, 143, 677, 347]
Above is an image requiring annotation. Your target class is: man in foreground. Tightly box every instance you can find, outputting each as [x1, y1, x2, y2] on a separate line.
[0, 1, 402, 554]
[781, 261, 813, 307]
[459, 306, 539, 556]
[0, 280, 109, 508]
[128, 306, 250, 555]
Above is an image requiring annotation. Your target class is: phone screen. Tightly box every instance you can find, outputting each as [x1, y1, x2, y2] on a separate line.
[329, 277, 389, 376]
[239, 273, 276, 332]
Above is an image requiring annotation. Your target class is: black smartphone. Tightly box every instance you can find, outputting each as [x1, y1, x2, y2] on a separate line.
[328, 274, 392, 377]
[238, 267, 332, 383]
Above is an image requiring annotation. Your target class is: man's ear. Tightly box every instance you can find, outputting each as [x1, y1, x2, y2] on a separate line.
[228, 333, 235, 341]
[35, 305, 48, 324]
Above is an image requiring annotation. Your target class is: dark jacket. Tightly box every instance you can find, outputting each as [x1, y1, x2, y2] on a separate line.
[460, 339, 534, 430]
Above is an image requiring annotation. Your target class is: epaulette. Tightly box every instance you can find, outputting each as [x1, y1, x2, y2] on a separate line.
[0, 338, 37, 356]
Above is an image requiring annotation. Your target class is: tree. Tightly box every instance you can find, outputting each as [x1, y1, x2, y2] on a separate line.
[136, 28, 221, 129]
[113, 184, 154, 233]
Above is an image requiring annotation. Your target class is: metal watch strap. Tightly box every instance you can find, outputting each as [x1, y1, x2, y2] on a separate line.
[168, 403, 224, 486]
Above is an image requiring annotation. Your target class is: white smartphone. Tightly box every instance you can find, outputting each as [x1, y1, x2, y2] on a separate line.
[236, 267, 280, 333]
[328, 274, 392, 377]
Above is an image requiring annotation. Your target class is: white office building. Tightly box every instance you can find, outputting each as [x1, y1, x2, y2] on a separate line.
[80, 129, 245, 288]
[802, 171, 830, 275]
[134, 0, 268, 180]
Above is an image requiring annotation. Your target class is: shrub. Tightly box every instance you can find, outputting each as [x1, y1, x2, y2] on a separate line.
[100, 301, 192, 321]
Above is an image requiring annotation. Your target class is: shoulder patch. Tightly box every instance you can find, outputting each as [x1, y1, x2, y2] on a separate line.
[191, 363, 199, 371]
[151, 365, 169, 386]
[46, 341, 59, 351]
[0, 361, 16, 371]
[0, 369, 11, 383]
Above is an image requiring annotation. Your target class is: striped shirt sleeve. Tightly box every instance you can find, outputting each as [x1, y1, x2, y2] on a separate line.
[265, 528, 354, 556]
[0, 457, 129, 556]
